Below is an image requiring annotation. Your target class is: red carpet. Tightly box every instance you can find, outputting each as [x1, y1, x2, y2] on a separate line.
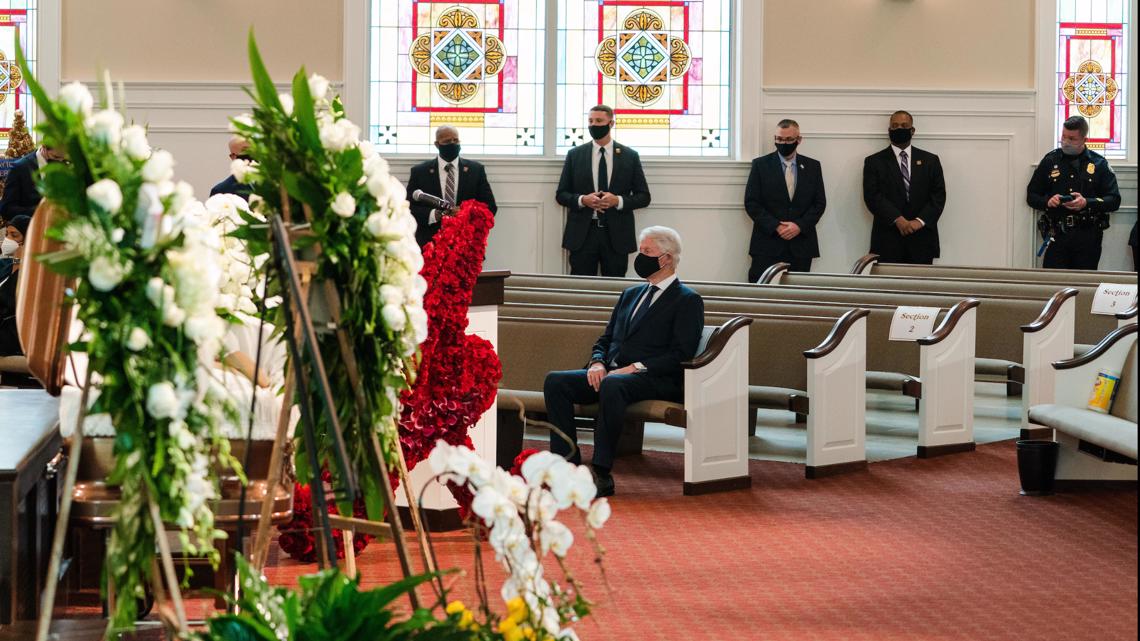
[53, 441, 1138, 640]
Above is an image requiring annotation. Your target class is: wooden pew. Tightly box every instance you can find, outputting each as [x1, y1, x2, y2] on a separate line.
[498, 315, 755, 494]
[506, 273, 1072, 434]
[852, 253, 1138, 286]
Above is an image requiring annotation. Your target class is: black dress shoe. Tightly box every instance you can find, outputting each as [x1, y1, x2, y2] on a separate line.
[594, 472, 615, 498]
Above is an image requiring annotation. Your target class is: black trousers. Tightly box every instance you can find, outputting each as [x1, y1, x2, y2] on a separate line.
[543, 369, 681, 471]
[1043, 227, 1103, 270]
[569, 224, 628, 277]
[748, 253, 812, 283]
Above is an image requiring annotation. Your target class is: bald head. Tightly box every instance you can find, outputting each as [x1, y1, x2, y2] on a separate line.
[227, 136, 250, 159]
[435, 126, 460, 145]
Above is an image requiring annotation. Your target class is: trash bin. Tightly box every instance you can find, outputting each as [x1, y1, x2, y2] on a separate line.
[1016, 439, 1059, 496]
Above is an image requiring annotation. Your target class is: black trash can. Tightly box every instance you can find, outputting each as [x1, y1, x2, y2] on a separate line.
[1016, 439, 1060, 496]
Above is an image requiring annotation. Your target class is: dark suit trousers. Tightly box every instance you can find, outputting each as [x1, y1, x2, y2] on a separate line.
[1043, 228, 1103, 270]
[748, 253, 812, 283]
[544, 369, 681, 471]
[569, 224, 627, 277]
[877, 238, 936, 265]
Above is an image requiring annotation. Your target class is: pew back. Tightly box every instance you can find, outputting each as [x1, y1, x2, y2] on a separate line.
[861, 260, 1136, 286]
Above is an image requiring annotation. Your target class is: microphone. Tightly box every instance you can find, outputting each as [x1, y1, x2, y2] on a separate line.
[410, 189, 454, 211]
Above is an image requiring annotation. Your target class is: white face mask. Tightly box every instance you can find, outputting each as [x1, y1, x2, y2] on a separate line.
[0, 237, 18, 257]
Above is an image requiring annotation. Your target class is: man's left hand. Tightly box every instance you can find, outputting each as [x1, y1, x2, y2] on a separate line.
[777, 221, 801, 240]
[598, 192, 621, 209]
[1062, 193, 1087, 211]
[608, 365, 638, 376]
[907, 219, 924, 233]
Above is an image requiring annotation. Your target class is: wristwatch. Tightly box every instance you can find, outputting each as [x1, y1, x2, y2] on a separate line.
[633, 362, 647, 373]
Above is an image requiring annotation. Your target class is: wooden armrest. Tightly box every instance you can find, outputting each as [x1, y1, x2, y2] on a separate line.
[1117, 304, 1138, 322]
[682, 316, 752, 369]
[803, 308, 870, 359]
[850, 253, 880, 274]
[917, 298, 981, 346]
[1020, 288, 1079, 333]
[756, 262, 790, 284]
[1052, 323, 1138, 370]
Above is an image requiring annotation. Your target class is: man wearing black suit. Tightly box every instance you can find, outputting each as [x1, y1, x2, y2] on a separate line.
[405, 125, 497, 247]
[0, 146, 64, 223]
[743, 119, 827, 282]
[543, 226, 704, 496]
[209, 137, 253, 200]
[556, 105, 652, 276]
[862, 111, 946, 265]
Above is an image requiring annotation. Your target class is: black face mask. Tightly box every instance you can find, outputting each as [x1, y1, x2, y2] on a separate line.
[589, 124, 611, 141]
[633, 252, 663, 279]
[437, 143, 461, 162]
[888, 128, 913, 146]
[776, 141, 799, 157]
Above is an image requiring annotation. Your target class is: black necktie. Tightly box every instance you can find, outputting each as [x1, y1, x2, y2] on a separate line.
[598, 147, 609, 193]
[629, 285, 658, 328]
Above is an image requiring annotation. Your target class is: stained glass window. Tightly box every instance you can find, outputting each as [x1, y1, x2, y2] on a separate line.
[1, 1, 36, 153]
[370, 0, 545, 154]
[1056, 0, 1130, 158]
[556, 0, 732, 156]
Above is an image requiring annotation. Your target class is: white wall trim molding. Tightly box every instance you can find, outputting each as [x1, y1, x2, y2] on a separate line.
[36, 0, 62, 95]
[762, 86, 1036, 117]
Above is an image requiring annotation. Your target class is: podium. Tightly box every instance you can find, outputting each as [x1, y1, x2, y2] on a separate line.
[396, 270, 508, 530]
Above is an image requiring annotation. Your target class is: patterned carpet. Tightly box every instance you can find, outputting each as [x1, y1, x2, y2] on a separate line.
[49, 441, 1137, 641]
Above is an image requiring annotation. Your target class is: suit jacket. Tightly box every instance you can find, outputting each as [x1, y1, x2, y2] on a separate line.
[743, 152, 827, 258]
[210, 174, 252, 200]
[406, 157, 497, 247]
[556, 142, 651, 254]
[862, 146, 946, 258]
[589, 279, 704, 385]
[0, 152, 42, 221]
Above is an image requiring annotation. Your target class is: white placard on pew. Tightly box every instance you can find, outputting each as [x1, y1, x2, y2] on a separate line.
[1091, 283, 1138, 316]
[889, 306, 940, 342]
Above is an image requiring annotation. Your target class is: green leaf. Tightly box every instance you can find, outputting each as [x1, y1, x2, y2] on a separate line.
[283, 171, 326, 209]
[291, 69, 322, 153]
[16, 46, 63, 130]
[335, 147, 364, 189]
[247, 30, 283, 113]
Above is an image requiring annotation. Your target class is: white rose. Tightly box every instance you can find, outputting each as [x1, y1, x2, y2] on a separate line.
[142, 150, 175, 183]
[379, 284, 404, 306]
[230, 159, 257, 183]
[146, 382, 180, 419]
[121, 125, 151, 160]
[319, 118, 361, 152]
[308, 73, 330, 100]
[59, 82, 94, 115]
[229, 113, 254, 134]
[381, 304, 406, 331]
[364, 212, 389, 238]
[86, 110, 124, 147]
[184, 314, 225, 345]
[126, 327, 150, 352]
[386, 175, 407, 202]
[407, 305, 428, 344]
[278, 92, 294, 116]
[170, 181, 195, 217]
[586, 497, 611, 529]
[363, 154, 389, 178]
[169, 420, 196, 451]
[111, 228, 125, 244]
[163, 303, 187, 328]
[146, 277, 166, 306]
[365, 172, 390, 200]
[86, 179, 123, 214]
[88, 255, 128, 291]
[136, 183, 164, 219]
[330, 192, 356, 218]
[358, 139, 377, 159]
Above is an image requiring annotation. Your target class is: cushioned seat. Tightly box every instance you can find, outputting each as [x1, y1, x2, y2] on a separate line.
[0, 355, 30, 374]
[866, 370, 914, 391]
[975, 357, 1019, 377]
[748, 386, 805, 410]
[1028, 404, 1138, 460]
[497, 390, 687, 427]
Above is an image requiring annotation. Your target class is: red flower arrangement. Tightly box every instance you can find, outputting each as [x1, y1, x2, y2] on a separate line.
[277, 200, 500, 560]
[397, 200, 502, 518]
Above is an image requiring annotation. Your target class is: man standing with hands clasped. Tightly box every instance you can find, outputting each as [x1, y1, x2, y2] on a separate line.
[1026, 115, 1120, 269]
[406, 125, 498, 248]
[556, 105, 652, 276]
[862, 110, 946, 265]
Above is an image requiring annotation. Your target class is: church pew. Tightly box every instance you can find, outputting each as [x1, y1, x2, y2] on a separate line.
[498, 315, 755, 494]
[851, 253, 1138, 286]
[505, 273, 1075, 432]
[502, 294, 980, 460]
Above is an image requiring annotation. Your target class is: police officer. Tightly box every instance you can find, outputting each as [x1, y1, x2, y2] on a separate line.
[1027, 115, 1121, 269]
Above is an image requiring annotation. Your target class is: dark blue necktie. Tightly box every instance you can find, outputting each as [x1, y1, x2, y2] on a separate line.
[629, 285, 658, 328]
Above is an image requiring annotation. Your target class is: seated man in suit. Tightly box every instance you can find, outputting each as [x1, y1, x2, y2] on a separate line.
[862, 110, 946, 265]
[744, 119, 827, 282]
[405, 125, 498, 247]
[556, 105, 652, 276]
[0, 145, 65, 223]
[210, 136, 254, 200]
[543, 226, 704, 497]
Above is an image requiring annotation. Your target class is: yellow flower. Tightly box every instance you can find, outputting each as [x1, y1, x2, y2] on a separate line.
[506, 597, 529, 623]
[502, 628, 525, 641]
[446, 601, 467, 616]
[498, 618, 518, 633]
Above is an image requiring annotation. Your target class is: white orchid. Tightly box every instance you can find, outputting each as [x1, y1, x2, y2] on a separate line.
[539, 520, 574, 558]
[277, 92, 294, 116]
[586, 497, 611, 529]
[230, 158, 258, 183]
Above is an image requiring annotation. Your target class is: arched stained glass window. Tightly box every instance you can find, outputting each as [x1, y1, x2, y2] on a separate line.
[1056, 0, 1130, 158]
[369, 0, 546, 155]
[556, 0, 733, 156]
[1, 0, 36, 153]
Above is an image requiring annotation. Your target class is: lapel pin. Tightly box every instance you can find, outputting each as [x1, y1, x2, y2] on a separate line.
[916, 159, 923, 166]
[799, 164, 804, 169]
[616, 147, 622, 155]
[464, 166, 469, 172]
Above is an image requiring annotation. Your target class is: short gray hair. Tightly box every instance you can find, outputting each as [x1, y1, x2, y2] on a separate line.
[638, 226, 682, 266]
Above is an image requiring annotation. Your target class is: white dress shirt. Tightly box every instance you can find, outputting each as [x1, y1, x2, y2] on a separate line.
[36, 147, 48, 169]
[578, 141, 624, 212]
[890, 144, 924, 227]
[431, 155, 460, 224]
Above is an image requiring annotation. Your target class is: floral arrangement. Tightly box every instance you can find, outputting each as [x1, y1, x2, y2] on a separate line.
[276, 468, 374, 562]
[230, 34, 428, 520]
[428, 443, 613, 641]
[397, 200, 501, 493]
[18, 59, 238, 628]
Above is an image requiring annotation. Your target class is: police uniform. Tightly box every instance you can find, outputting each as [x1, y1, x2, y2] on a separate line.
[1026, 147, 1121, 270]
